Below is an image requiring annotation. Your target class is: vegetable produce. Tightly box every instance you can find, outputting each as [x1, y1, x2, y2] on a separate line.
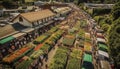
[3, 46, 33, 63]
[66, 49, 82, 69]
[49, 46, 69, 69]
[30, 50, 44, 59]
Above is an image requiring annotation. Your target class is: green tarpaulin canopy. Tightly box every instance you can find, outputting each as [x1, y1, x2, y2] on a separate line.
[0, 36, 14, 44]
[83, 53, 92, 63]
[98, 43, 108, 52]
[82, 53, 94, 69]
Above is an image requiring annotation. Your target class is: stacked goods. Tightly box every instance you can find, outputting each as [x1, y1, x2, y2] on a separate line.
[30, 50, 44, 59]
[66, 49, 83, 69]
[3, 46, 33, 63]
[62, 35, 76, 46]
[49, 46, 69, 69]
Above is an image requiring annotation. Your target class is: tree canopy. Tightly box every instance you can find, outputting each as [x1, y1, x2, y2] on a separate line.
[108, 1, 120, 68]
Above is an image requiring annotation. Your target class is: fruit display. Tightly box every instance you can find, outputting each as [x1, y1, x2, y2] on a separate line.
[77, 30, 85, 39]
[3, 46, 33, 63]
[74, 21, 81, 29]
[16, 58, 33, 69]
[48, 27, 58, 33]
[45, 30, 64, 45]
[30, 50, 44, 59]
[34, 44, 43, 51]
[66, 49, 82, 69]
[40, 44, 51, 52]
[85, 33, 91, 42]
[67, 58, 81, 69]
[49, 46, 69, 69]
[84, 42, 92, 52]
[78, 40, 84, 47]
[62, 35, 76, 46]
[34, 34, 50, 44]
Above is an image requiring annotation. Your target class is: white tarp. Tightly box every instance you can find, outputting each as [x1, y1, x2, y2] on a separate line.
[12, 32, 26, 38]
[96, 38, 106, 43]
[22, 28, 35, 33]
[98, 50, 109, 58]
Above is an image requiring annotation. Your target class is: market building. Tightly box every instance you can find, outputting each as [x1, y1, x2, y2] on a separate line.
[0, 9, 57, 58]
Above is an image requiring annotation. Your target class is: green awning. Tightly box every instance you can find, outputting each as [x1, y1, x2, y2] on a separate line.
[83, 53, 92, 63]
[98, 43, 108, 52]
[0, 36, 14, 44]
[98, 43, 108, 49]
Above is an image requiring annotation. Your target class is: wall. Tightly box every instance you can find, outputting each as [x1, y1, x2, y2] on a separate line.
[13, 16, 33, 27]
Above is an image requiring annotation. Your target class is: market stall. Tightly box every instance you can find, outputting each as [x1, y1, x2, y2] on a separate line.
[98, 50, 109, 59]
[82, 53, 93, 69]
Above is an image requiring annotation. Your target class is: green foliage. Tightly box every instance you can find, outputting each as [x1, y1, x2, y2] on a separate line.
[109, 18, 120, 68]
[49, 46, 69, 69]
[34, 34, 50, 44]
[16, 58, 33, 69]
[62, 35, 76, 46]
[30, 50, 44, 59]
[111, 1, 120, 20]
[66, 49, 82, 69]
[93, 8, 111, 16]
[92, 1, 120, 68]
[101, 24, 110, 32]
[2, 0, 19, 9]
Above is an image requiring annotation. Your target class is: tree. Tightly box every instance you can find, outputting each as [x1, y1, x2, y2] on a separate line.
[111, 1, 120, 20]
[101, 24, 110, 32]
[2, 0, 19, 9]
[109, 18, 120, 69]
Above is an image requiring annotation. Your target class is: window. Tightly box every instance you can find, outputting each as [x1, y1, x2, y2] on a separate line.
[39, 20, 42, 24]
[19, 17, 23, 22]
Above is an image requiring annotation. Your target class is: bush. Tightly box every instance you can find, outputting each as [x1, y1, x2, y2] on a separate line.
[93, 8, 111, 16]
[101, 24, 110, 32]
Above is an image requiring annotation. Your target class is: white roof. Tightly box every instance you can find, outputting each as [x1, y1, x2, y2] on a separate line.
[12, 32, 26, 38]
[54, 7, 71, 14]
[96, 38, 106, 43]
[22, 28, 34, 33]
[98, 50, 109, 58]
